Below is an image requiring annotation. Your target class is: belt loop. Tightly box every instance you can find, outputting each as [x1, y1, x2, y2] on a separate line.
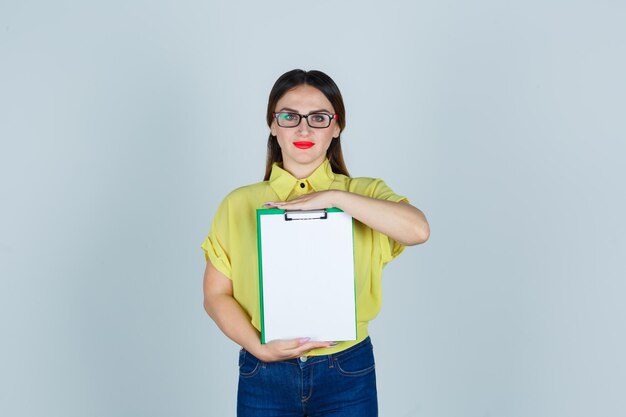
[328, 353, 334, 368]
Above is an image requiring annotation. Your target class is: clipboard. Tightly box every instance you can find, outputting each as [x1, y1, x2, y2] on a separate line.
[256, 208, 357, 343]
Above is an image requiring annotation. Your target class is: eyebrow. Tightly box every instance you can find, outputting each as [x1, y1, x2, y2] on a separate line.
[277, 107, 334, 114]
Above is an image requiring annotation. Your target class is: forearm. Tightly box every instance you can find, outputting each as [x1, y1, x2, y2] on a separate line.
[266, 189, 430, 245]
[204, 293, 264, 358]
[203, 261, 333, 361]
[332, 190, 430, 246]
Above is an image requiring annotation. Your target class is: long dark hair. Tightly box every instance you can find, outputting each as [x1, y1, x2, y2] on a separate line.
[263, 69, 349, 180]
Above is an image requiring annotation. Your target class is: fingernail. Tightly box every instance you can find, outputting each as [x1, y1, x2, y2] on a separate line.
[298, 337, 311, 344]
[329, 342, 338, 347]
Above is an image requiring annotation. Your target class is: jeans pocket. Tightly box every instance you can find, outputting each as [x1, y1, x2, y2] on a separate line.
[333, 345, 376, 377]
[238, 349, 262, 378]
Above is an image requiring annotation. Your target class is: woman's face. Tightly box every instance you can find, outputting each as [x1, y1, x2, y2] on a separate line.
[270, 84, 340, 175]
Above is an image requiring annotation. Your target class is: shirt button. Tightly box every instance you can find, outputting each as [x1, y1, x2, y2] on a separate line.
[299, 356, 308, 362]
[300, 182, 305, 188]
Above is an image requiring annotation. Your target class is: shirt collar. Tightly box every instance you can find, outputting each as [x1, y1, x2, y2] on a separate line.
[269, 159, 336, 201]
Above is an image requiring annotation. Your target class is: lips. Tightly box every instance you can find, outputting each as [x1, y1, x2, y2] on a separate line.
[293, 141, 314, 149]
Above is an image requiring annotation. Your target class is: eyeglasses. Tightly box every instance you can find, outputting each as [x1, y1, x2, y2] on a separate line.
[273, 112, 338, 129]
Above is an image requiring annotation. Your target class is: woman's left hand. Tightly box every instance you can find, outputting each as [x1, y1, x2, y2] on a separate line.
[265, 190, 337, 211]
[266, 189, 429, 246]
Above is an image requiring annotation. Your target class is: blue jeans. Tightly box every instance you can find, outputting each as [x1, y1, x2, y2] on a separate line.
[237, 337, 378, 417]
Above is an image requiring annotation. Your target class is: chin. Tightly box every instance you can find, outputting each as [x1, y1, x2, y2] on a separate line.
[284, 153, 324, 167]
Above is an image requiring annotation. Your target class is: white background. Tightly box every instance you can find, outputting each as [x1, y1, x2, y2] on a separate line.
[1, 1, 625, 416]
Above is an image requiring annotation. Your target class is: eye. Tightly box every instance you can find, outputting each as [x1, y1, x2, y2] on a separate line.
[309, 114, 328, 123]
[282, 112, 298, 121]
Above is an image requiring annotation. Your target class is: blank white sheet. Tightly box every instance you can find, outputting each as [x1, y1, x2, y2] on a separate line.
[257, 209, 356, 343]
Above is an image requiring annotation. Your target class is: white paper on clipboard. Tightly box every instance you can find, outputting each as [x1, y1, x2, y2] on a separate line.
[256, 208, 356, 343]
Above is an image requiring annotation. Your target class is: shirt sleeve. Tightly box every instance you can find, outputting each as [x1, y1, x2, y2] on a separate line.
[201, 197, 233, 280]
[368, 179, 409, 265]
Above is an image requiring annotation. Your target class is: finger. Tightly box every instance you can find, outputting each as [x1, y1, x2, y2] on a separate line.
[277, 202, 302, 209]
[281, 337, 322, 351]
[278, 198, 306, 205]
[282, 200, 317, 209]
[274, 337, 310, 351]
[296, 341, 335, 354]
[264, 201, 301, 208]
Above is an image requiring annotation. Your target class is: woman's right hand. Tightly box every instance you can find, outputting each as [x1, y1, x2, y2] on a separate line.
[254, 338, 335, 362]
[204, 261, 335, 363]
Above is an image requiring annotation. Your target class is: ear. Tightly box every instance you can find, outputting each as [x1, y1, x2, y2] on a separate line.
[270, 120, 278, 137]
[332, 124, 340, 139]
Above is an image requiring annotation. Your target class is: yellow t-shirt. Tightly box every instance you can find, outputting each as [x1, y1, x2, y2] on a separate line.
[201, 159, 407, 355]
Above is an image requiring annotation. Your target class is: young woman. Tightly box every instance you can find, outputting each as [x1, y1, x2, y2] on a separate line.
[202, 69, 429, 416]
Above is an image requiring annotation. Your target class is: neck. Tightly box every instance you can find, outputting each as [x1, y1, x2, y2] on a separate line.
[282, 158, 325, 180]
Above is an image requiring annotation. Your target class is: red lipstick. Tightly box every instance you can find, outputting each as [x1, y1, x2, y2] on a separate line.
[293, 141, 314, 149]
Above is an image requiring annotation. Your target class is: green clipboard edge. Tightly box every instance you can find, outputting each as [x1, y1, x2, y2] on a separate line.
[256, 207, 356, 344]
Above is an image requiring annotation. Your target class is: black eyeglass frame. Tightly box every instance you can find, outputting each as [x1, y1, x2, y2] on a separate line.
[272, 112, 339, 129]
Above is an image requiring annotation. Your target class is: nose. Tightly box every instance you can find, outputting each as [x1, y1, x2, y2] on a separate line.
[297, 117, 312, 136]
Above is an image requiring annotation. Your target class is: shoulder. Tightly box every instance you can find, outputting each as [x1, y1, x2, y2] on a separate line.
[342, 175, 391, 195]
[338, 174, 406, 202]
[222, 180, 269, 203]
[213, 180, 270, 214]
